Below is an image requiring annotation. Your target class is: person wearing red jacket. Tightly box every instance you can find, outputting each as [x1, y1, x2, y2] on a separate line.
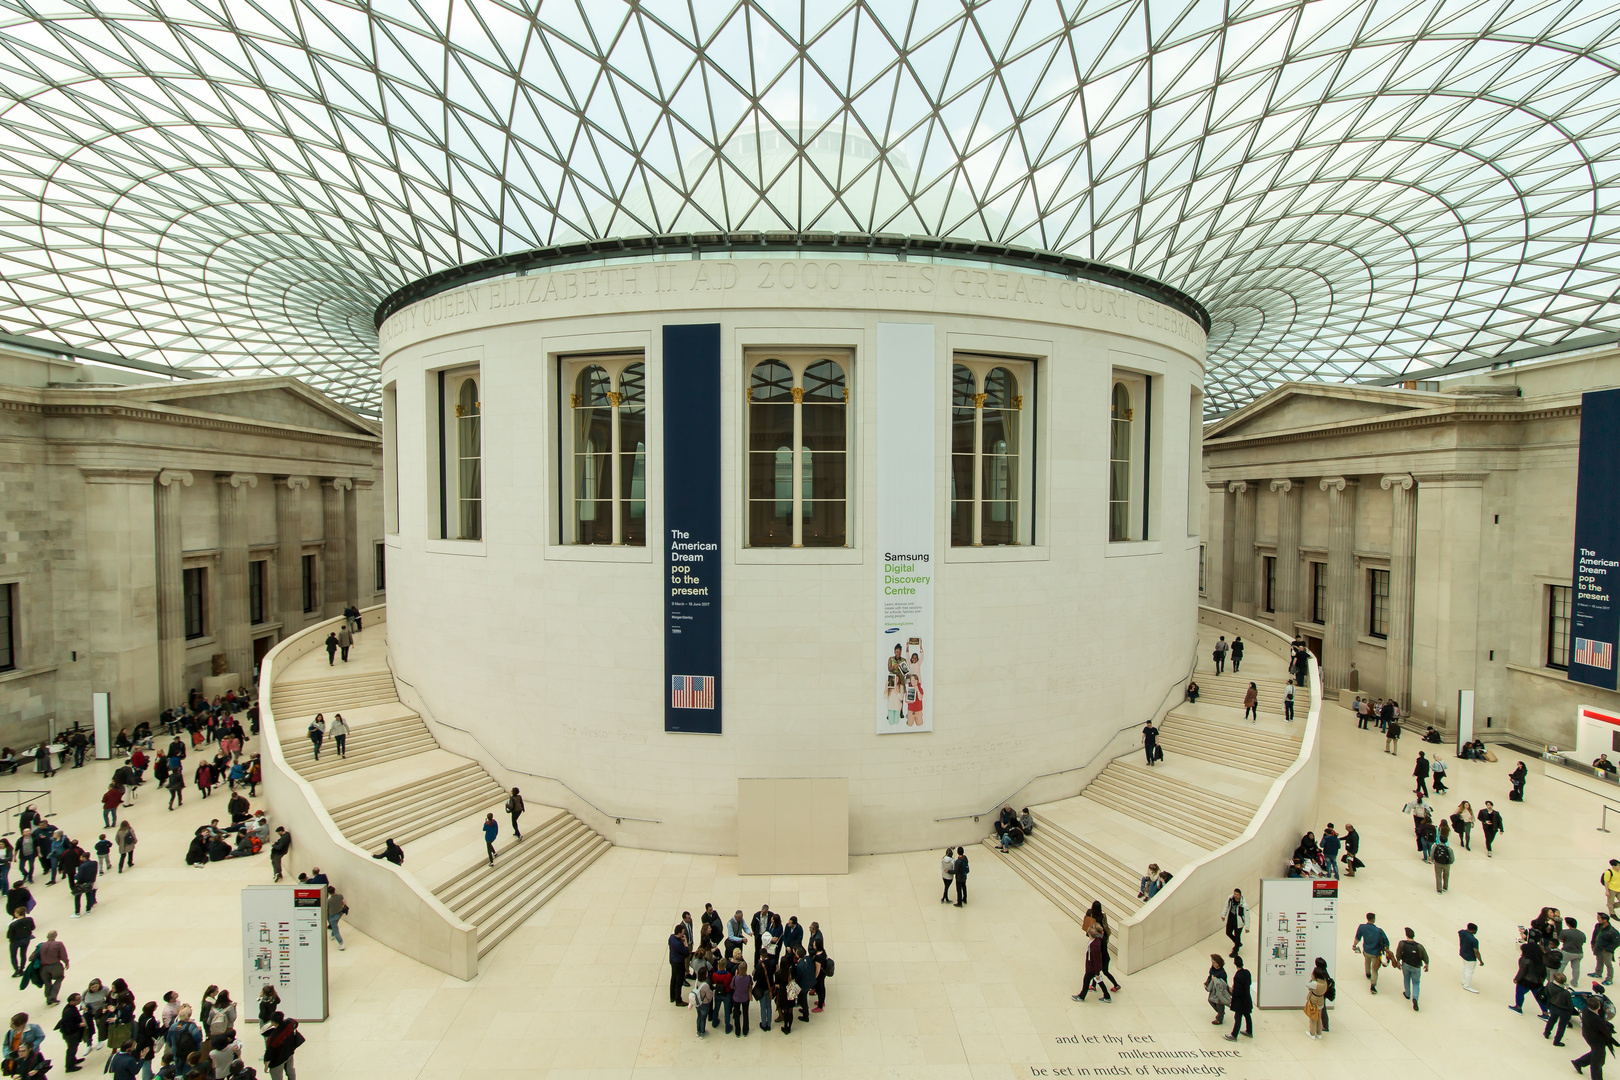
[100, 787, 122, 829]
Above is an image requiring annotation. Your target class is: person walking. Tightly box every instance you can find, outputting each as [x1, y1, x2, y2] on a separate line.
[1545, 973, 1578, 1045]
[1459, 922, 1483, 993]
[1222, 956, 1253, 1040]
[505, 788, 525, 840]
[1510, 760, 1529, 802]
[70, 857, 96, 917]
[953, 846, 969, 907]
[482, 814, 499, 867]
[1511, 938, 1551, 1015]
[1354, 913, 1390, 993]
[1242, 683, 1258, 722]
[1564, 917, 1591, 986]
[1431, 830, 1453, 892]
[328, 715, 348, 759]
[1605, 861, 1620, 917]
[1205, 955, 1229, 1025]
[1384, 718, 1402, 754]
[1305, 963, 1329, 1039]
[38, 930, 67, 1006]
[1342, 823, 1361, 877]
[100, 786, 121, 829]
[373, 838, 404, 865]
[1283, 680, 1295, 722]
[262, 1013, 303, 1080]
[1142, 721, 1159, 766]
[306, 716, 324, 762]
[1575, 989, 1620, 1079]
[269, 827, 291, 882]
[1592, 913, 1620, 986]
[1231, 636, 1245, 672]
[336, 622, 353, 662]
[325, 885, 345, 951]
[113, 822, 135, 875]
[1479, 801, 1504, 857]
[1071, 932, 1112, 1002]
[1221, 889, 1249, 958]
[165, 765, 184, 810]
[1431, 755, 1448, 793]
[939, 849, 956, 904]
[1395, 927, 1428, 1011]
[54, 992, 84, 1071]
[1413, 752, 1430, 798]
[323, 632, 338, 665]
[1452, 802, 1475, 850]
[668, 924, 689, 1006]
[6, 908, 33, 978]
[1213, 635, 1227, 675]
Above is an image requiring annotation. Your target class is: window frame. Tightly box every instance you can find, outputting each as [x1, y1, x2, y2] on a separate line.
[375, 543, 387, 592]
[1548, 583, 1572, 670]
[183, 567, 206, 640]
[558, 353, 648, 547]
[1311, 561, 1327, 624]
[1264, 555, 1277, 613]
[435, 365, 482, 541]
[301, 553, 319, 614]
[1108, 369, 1154, 542]
[744, 348, 853, 549]
[1368, 568, 1391, 639]
[950, 354, 1036, 548]
[248, 560, 266, 625]
[0, 583, 15, 673]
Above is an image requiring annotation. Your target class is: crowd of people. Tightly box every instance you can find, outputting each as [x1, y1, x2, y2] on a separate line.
[667, 905, 832, 1037]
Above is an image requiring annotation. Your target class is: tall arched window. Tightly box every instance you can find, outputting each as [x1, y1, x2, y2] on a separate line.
[456, 378, 481, 540]
[1109, 382, 1132, 541]
[950, 356, 1032, 546]
[747, 352, 849, 547]
[565, 356, 646, 546]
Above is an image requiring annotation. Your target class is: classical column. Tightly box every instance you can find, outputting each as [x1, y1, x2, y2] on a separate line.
[346, 479, 371, 606]
[1411, 473, 1486, 727]
[1321, 477, 1359, 693]
[79, 468, 162, 728]
[1270, 478, 1302, 640]
[153, 469, 193, 710]
[322, 478, 353, 616]
[1229, 481, 1256, 617]
[215, 473, 257, 682]
[275, 476, 311, 632]
[1205, 481, 1230, 607]
[1382, 473, 1417, 712]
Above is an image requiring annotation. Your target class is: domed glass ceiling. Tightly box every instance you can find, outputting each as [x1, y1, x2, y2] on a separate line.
[1, 0, 1617, 415]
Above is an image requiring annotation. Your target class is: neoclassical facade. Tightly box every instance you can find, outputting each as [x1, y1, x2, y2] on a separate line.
[1202, 347, 1620, 746]
[380, 252, 1208, 854]
[0, 346, 385, 742]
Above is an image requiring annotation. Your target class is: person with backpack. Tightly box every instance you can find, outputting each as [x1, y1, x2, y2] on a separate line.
[1212, 636, 1227, 675]
[261, 1013, 303, 1080]
[688, 973, 713, 1037]
[953, 847, 969, 907]
[1431, 831, 1454, 892]
[1204, 954, 1229, 1024]
[504, 788, 524, 840]
[1396, 927, 1429, 1011]
[167, 1004, 203, 1063]
[1384, 717, 1402, 755]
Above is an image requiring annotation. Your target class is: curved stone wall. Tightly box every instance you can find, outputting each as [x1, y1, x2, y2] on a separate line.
[380, 255, 1206, 853]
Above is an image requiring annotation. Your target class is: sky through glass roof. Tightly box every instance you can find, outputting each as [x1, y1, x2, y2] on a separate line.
[0, 0, 1617, 414]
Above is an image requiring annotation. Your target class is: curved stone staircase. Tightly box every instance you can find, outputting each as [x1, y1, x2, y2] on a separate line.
[987, 622, 1302, 952]
[270, 634, 609, 962]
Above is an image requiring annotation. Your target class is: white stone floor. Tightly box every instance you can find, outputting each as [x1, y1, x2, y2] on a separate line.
[0, 689, 1603, 1080]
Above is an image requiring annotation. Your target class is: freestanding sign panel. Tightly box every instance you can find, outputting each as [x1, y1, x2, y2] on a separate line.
[663, 323, 723, 734]
[241, 886, 328, 1021]
[876, 322, 936, 734]
[1571, 387, 1620, 691]
[1257, 877, 1337, 1009]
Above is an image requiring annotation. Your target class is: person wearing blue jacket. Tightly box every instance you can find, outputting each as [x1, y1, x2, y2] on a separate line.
[482, 814, 499, 867]
[1354, 913, 1391, 993]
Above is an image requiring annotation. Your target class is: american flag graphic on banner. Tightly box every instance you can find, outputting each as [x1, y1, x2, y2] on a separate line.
[1577, 638, 1615, 671]
[671, 675, 715, 709]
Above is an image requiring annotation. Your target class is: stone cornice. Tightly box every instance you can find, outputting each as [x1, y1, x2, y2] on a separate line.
[1410, 471, 1489, 485]
[0, 395, 379, 449]
[1205, 402, 1582, 453]
[78, 466, 160, 485]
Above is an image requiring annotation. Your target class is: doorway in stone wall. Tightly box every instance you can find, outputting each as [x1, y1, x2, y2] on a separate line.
[252, 634, 274, 690]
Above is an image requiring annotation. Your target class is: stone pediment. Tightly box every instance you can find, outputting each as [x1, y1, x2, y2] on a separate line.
[1206, 384, 1445, 440]
[117, 378, 377, 437]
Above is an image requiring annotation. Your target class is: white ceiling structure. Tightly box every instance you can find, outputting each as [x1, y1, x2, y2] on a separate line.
[0, 0, 1617, 415]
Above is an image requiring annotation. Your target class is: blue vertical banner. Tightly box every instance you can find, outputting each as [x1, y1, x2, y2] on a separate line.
[1571, 387, 1620, 691]
[663, 323, 723, 733]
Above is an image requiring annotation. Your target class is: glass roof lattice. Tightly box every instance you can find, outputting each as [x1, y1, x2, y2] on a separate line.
[1, 0, 1617, 415]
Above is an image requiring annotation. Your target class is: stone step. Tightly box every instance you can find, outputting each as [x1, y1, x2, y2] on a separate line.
[1083, 769, 1244, 850]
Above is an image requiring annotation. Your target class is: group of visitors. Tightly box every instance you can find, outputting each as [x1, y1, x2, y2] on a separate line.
[1210, 635, 1245, 675]
[303, 715, 349, 762]
[1507, 904, 1620, 1075]
[668, 905, 832, 1038]
[1285, 824, 1356, 879]
[3, 806, 123, 928]
[992, 807, 1035, 852]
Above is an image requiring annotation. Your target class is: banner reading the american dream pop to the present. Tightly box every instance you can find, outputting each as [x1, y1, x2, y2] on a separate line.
[876, 322, 936, 734]
[1571, 387, 1620, 692]
[664, 323, 723, 733]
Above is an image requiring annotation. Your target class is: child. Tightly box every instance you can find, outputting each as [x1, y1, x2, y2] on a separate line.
[94, 834, 112, 873]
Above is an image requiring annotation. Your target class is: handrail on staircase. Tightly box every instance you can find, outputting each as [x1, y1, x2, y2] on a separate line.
[934, 643, 1199, 823]
[391, 672, 661, 825]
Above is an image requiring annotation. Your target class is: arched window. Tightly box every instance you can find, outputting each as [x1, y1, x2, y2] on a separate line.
[1109, 381, 1132, 541]
[456, 378, 481, 540]
[950, 357, 1032, 546]
[565, 357, 646, 545]
[747, 353, 848, 547]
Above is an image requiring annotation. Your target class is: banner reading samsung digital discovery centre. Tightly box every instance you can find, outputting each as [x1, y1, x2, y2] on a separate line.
[1571, 387, 1620, 692]
[877, 323, 936, 734]
[664, 324, 723, 733]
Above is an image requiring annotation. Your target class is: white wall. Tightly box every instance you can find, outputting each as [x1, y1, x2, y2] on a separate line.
[380, 258, 1207, 854]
